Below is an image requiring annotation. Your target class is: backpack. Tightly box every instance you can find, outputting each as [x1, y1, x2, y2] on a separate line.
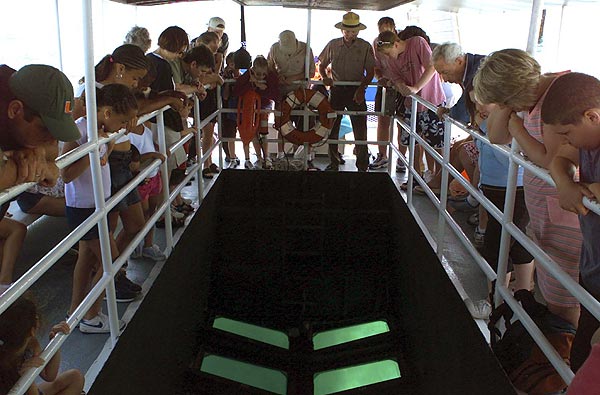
[488, 289, 576, 394]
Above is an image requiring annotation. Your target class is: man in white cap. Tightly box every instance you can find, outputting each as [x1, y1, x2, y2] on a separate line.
[193, 17, 228, 72]
[268, 30, 316, 160]
[207, 16, 228, 72]
[319, 12, 375, 172]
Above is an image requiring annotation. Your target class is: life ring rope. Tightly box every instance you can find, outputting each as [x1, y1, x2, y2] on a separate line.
[279, 88, 336, 145]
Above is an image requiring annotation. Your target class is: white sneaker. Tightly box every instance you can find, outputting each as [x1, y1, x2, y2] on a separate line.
[80, 312, 126, 334]
[469, 299, 492, 320]
[276, 152, 285, 160]
[263, 158, 273, 170]
[244, 160, 254, 169]
[142, 245, 166, 261]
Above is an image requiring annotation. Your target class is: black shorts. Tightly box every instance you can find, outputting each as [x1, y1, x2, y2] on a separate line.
[221, 118, 237, 138]
[109, 150, 141, 212]
[200, 89, 218, 122]
[480, 185, 533, 272]
[16, 192, 44, 213]
[374, 86, 401, 116]
[66, 206, 113, 241]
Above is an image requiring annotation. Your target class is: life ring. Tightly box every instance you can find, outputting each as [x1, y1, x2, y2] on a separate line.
[237, 90, 261, 144]
[279, 88, 337, 145]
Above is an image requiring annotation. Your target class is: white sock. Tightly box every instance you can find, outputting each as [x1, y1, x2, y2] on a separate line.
[466, 194, 479, 207]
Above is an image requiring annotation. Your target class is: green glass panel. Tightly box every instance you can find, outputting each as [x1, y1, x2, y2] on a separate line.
[213, 317, 289, 349]
[201, 354, 287, 394]
[312, 321, 390, 350]
[314, 360, 401, 395]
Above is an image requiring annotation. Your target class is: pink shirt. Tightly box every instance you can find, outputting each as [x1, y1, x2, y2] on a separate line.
[377, 36, 445, 112]
[568, 344, 600, 394]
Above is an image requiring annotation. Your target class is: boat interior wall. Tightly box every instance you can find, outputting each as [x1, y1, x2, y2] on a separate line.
[89, 171, 515, 395]
[109, 0, 415, 11]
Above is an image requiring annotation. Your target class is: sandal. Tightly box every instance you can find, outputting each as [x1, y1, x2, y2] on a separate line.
[156, 216, 185, 229]
[209, 163, 220, 173]
[202, 168, 213, 179]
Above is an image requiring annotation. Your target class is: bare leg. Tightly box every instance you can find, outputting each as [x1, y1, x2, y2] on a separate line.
[243, 142, 251, 161]
[114, 202, 145, 254]
[68, 235, 118, 320]
[0, 218, 27, 285]
[37, 369, 85, 395]
[202, 122, 215, 168]
[252, 138, 263, 162]
[376, 115, 390, 157]
[227, 141, 237, 160]
[26, 196, 66, 217]
[512, 260, 535, 291]
[548, 304, 581, 328]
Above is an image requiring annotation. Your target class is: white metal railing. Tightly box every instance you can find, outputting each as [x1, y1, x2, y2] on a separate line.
[396, 93, 600, 385]
[3, 2, 220, 388]
[4, 96, 217, 394]
[4, 69, 600, 391]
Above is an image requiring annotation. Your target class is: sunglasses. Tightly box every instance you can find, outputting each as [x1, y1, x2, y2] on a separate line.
[376, 40, 393, 48]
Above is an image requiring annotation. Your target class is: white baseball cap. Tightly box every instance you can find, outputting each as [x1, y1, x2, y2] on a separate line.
[208, 17, 225, 31]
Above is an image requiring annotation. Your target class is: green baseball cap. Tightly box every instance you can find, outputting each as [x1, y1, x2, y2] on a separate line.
[9, 64, 80, 142]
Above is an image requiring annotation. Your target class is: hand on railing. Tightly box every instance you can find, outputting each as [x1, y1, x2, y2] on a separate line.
[558, 180, 598, 215]
[437, 106, 450, 119]
[394, 81, 417, 97]
[157, 91, 187, 112]
[6, 148, 58, 187]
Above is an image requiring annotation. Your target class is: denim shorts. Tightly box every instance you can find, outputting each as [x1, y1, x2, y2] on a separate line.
[66, 206, 113, 241]
[109, 150, 141, 211]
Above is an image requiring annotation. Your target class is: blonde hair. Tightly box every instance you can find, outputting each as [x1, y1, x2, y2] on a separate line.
[473, 48, 541, 109]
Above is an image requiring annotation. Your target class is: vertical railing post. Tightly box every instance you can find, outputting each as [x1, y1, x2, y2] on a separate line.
[156, 111, 174, 252]
[436, 117, 452, 258]
[216, 85, 223, 170]
[194, 96, 205, 202]
[82, 0, 119, 344]
[494, 139, 521, 305]
[386, 89, 394, 176]
[406, 98, 418, 207]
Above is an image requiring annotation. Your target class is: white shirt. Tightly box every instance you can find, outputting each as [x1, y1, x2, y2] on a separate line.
[65, 117, 112, 208]
[129, 125, 159, 178]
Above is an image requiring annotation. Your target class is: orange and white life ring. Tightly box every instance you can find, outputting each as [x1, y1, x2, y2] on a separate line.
[237, 90, 261, 144]
[279, 88, 337, 145]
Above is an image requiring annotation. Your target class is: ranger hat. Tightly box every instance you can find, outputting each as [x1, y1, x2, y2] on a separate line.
[335, 12, 367, 31]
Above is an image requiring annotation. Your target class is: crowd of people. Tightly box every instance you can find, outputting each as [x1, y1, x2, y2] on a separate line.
[1, 9, 600, 395]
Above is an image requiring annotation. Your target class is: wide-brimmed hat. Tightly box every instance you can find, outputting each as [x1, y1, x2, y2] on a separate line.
[279, 30, 298, 55]
[334, 12, 366, 31]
